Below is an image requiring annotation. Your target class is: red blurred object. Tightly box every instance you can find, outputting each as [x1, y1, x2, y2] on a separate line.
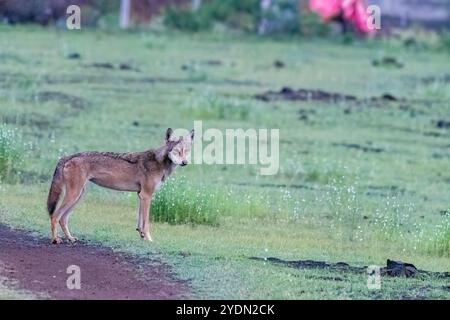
[309, 0, 375, 35]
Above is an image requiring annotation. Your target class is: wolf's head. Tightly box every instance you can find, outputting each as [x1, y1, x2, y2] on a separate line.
[165, 128, 194, 166]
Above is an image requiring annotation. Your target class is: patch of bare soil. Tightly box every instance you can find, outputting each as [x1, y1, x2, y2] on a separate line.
[255, 87, 401, 105]
[422, 74, 450, 84]
[233, 181, 317, 191]
[43, 74, 262, 87]
[251, 257, 450, 279]
[181, 59, 223, 70]
[34, 91, 88, 111]
[85, 62, 141, 72]
[332, 142, 385, 153]
[0, 224, 189, 300]
[365, 185, 411, 197]
[255, 87, 358, 103]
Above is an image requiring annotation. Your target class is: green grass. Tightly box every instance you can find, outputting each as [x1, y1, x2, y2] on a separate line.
[425, 216, 450, 257]
[183, 92, 250, 121]
[0, 25, 449, 299]
[0, 125, 23, 182]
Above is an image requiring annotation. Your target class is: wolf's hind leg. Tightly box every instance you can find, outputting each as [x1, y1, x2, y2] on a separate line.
[51, 215, 62, 244]
[51, 174, 85, 244]
[60, 186, 86, 243]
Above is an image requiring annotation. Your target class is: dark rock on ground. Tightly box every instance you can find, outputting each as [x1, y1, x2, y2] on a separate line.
[274, 60, 285, 68]
[67, 52, 81, 60]
[90, 62, 115, 69]
[255, 87, 357, 103]
[436, 119, 450, 129]
[119, 63, 140, 72]
[372, 56, 404, 69]
[383, 259, 418, 278]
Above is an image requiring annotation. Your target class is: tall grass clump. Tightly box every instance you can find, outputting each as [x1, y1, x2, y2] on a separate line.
[315, 175, 423, 252]
[425, 214, 450, 257]
[0, 125, 22, 182]
[151, 176, 271, 226]
[152, 176, 221, 225]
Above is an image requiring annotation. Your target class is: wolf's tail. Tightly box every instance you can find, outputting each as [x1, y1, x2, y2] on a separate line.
[47, 162, 64, 216]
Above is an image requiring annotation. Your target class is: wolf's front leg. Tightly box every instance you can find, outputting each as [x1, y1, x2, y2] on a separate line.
[138, 191, 153, 241]
[136, 195, 145, 238]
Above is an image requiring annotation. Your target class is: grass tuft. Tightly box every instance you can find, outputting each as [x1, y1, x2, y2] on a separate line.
[152, 176, 220, 225]
[426, 215, 450, 257]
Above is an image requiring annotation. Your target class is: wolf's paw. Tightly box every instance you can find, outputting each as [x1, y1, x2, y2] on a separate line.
[137, 229, 145, 239]
[51, 237, 63, 244]
[143, 233, 153, 242]
[67, 236, 78, 243]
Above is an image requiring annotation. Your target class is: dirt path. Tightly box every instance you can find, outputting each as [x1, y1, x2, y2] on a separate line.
[0, 224, 189, 299]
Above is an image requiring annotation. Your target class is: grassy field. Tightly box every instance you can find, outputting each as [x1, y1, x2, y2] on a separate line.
[0, 25, 449, 299]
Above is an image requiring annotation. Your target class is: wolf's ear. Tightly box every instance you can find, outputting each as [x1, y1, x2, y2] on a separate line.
[165, 128, 173, 143]
[184, 129, 194, 144]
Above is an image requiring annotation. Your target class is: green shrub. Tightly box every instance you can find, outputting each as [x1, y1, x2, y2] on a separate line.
[164, 5, 212, 32]
[299, 12, 329, 37]
[205, 0, 260, 32]
[0, 126, 22, 182]
[164, 0, 260, 32]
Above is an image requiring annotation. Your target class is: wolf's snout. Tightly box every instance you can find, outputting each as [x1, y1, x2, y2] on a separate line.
[181, 160, 188, 166]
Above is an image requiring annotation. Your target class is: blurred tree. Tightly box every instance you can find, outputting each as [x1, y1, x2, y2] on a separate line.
[191, 0, 201, 12]
[119, 0, 131, 28]
[258, 0, 300, 34]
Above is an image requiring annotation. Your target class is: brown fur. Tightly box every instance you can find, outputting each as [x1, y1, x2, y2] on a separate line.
[47, 128, 193, 244]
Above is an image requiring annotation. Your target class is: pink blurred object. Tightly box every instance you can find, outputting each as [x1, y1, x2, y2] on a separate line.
[309, 0, 342, 20]
[309, 0, 375, 35]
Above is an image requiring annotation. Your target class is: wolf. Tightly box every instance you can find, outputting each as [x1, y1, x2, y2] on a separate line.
[47, 128, 194, 244]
